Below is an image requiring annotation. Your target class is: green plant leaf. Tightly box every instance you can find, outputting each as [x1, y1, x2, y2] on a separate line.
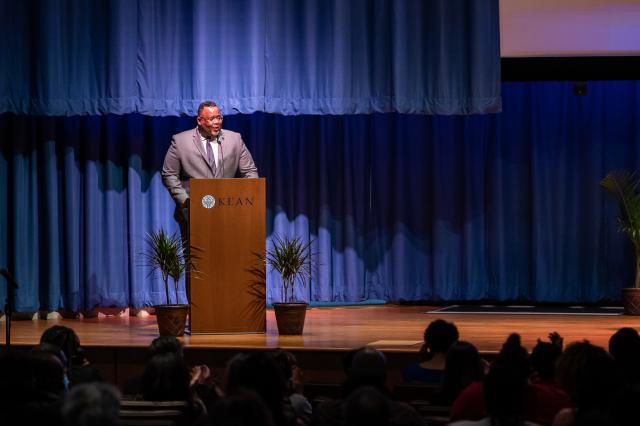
[141, 228, 186, 305]
[602, 170, 640, 288]
[265, 234, 314, 303]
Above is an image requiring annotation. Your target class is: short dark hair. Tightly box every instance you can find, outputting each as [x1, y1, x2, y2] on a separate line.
[40, 325, 83, 366]
[531, 340, 561, 380]
[609, 327, 640, 361]
[198, 100, 218, 116]
[147, 336, 183, 360]
[62, 382, 121, 426]
[423, 319, 459, 355]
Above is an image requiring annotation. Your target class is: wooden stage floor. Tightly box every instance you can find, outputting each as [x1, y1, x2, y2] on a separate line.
[3, 305, 639, 388]
[4, 304, 638, 353]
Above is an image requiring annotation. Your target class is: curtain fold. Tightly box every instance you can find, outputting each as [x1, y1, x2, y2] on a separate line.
[0, 0, 500, 116]
[2, 81, 639, 311]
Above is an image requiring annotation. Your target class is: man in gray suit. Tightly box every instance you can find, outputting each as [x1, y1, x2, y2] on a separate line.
[162, 101, 258, 314]
[162, 100, 259, 232]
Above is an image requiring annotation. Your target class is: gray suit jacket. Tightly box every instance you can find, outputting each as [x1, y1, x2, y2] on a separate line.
[161, 127, 259, 207]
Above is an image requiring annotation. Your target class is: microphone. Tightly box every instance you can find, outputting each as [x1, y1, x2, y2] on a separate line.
[0, 268, 18, 289]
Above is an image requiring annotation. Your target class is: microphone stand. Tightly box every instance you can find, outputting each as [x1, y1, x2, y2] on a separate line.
[1, 268, 18, 354]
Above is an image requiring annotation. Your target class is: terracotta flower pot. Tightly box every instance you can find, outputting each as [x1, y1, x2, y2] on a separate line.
[273, 303, 308, 335]
[155, 304, 189, 336]
[621, 288, 640, 315]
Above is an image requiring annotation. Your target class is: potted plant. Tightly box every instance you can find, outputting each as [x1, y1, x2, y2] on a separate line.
[601, 170, 640, 315]
[142, 228, 190, 335]
[265, 234, 314, 335]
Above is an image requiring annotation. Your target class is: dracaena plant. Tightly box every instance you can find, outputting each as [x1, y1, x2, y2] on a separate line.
[601, 171, 640, 288]
[142, 229, 188, 304]
[265, 234, 313, 303]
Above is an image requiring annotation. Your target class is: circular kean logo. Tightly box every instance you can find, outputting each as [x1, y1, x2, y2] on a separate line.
[201, 195, 216, 209]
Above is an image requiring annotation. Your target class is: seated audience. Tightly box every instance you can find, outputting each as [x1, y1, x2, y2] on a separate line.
[40, 325, 102, 386]
[451, 333, 569, 426]
[122, 335, 185, 396]
[552, 341, 621, 426]
[225, 351, 294, 426]
[313, 347, 426, 426]
[608, 327, 640, 387]
[273, 348, 312, 425]
[431, 340, 485, 407]
[0, 347, 67, 426]
[528, 335, 570, 426]
[61, 382, 121, 426]
[345, 386, 391, 426]
[123, 335, 220, 413]
[402, 319, 459, 384]
[450, 334, 539, 426]
[196, 388, 275, 426]
[139, 351, 206, 423]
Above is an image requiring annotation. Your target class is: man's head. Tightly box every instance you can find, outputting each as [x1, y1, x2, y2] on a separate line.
[197, 100, 223, 139]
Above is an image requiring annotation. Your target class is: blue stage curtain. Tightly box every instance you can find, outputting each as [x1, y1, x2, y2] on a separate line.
[1, 80, 639, 311]
[0, 0, 500, 116]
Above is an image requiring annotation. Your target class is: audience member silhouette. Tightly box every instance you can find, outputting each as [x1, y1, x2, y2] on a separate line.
[451, 333, 569, 426]
[273, 348, 312, 425]
[123, 335, 218, 414]
[140, 351, 191, 402]
[432, 340, 485, 407]
[40, 325, 102, 386]
[553, 341, 620, 426]
[225, 351, 293, 426]
[484, 334, 532, 426]
[0, 347, 66, 426]
[148, 334, 185, 359]
[122, 335, 186, 397]
[608, 327, 640, 387]
[196, 388, 275, 426]
[343, 346, 389, 396]
[138, 350, 210, 423]
[527, 337, 570, 425]
[345, 386, 391, 426]
[403, 319, 459, 384]
[313, 347, 425, 426]
[61, 382, 121, 426]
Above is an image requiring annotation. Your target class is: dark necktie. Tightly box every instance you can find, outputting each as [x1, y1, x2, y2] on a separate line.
[206, 140, 215, 171]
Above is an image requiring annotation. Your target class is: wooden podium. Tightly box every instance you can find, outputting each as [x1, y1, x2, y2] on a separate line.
[188, 178, 266, 334]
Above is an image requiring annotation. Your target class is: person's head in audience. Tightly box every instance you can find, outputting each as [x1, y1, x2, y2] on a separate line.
[344, 347, 388, 395]
[530, 339, 562, 382]
[225, 351, 288, 426]
[40, 325, 85, 368]
[439, 341, 485, 405]
[556, 340, 620, 424]
[483, 334, 530, 424]
[345, 385, 390, 426]
[30, 342, 69, 395]
[343, 347, 360, 375]
[208, 389, 275, 426]
[61, 382, 121, 426]
[140, 352, 190, 401]
[608, 327, 640, 384]
[41, 326, 103, 387]
[147, 335, 184, 360]
[272, 348, 302, 394]
[1, 351, 64, 425]
[421, 319, 459, 361]
[225, 352, 250, 391]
